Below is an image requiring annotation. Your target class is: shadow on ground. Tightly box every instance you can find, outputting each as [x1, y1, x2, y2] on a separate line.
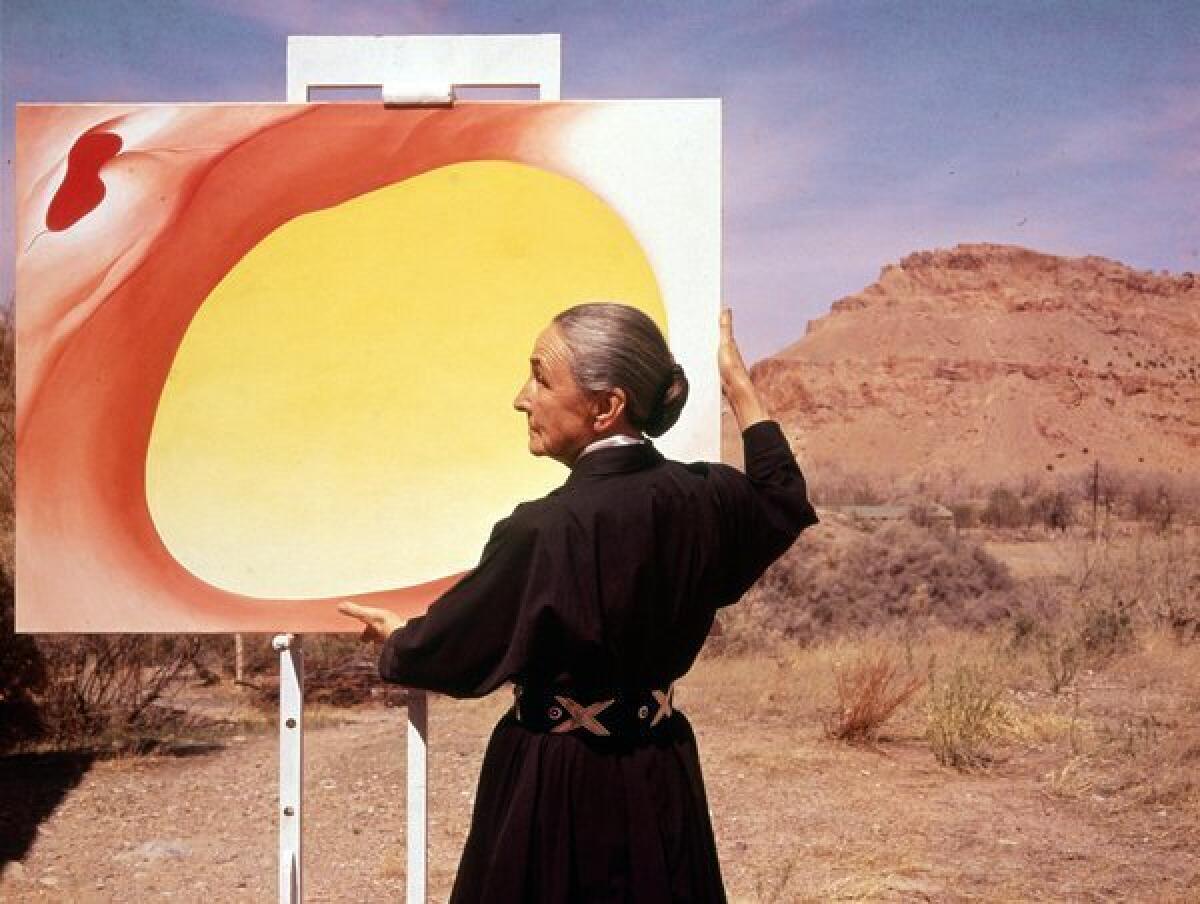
[0, 750, 96, 865]
[0, 739, 225, 866]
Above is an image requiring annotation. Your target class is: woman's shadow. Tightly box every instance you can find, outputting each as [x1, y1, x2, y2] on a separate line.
[0, 749, 96, 865]
[0, 568, 98, 865]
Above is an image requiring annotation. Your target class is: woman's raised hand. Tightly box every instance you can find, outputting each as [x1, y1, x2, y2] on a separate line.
[337, 601, 407, 643]
[718, 308, 753, 396]
[718, 308, 768, 429]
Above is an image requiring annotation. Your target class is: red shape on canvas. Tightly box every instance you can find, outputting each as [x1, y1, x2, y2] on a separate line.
[46, 131, 123, 231]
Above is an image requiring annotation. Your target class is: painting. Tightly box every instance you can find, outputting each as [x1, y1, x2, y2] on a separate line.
[15, 101, 721, 631]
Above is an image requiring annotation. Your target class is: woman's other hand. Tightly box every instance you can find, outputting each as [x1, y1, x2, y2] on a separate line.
[718, 308, 768, 429]
[337, 602, 407, 643]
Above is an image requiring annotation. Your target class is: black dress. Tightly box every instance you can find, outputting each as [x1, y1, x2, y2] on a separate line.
[378, 420, 818, 902]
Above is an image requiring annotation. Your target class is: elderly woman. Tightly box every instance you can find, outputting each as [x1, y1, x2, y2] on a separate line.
[340, 303, 817, 903]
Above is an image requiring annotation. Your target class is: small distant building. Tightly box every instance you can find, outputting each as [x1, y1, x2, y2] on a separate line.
[828, 503, 955, 529]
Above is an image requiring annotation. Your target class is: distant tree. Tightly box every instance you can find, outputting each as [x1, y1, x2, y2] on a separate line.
[981, 487, 1024, 529]
[949, 503, 978, 530]
[1028, 491, 1073, 532]
[1131, 483, 1177, 532]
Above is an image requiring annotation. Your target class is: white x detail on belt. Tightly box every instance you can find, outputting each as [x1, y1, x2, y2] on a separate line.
[534, 683, 677, 737]
[549, 695, 614, 736]
[651, 685, 674, 727]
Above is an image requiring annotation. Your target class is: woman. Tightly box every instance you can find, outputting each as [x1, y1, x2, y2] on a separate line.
[340, 303, 818, 902]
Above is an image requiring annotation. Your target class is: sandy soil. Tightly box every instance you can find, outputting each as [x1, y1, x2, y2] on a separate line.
[1, 637, 1197, 904]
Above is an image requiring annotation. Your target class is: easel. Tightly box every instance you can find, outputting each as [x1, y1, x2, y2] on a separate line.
[275, 34, 562, 904]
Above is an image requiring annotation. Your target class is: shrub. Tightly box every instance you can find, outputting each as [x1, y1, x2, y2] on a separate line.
[1037, 632, 1079, 695]
[907, 502, 952, 531]
[950, 503, 978, 530]
[805, 460, 886, 506]
[1028, 491, 1074, 532]
[0, 570, 46, 752]
[926, 663, 1008, 769]
[33, 635, 202, 748]
[1129, 483, 1178, 531]
[1006, 611, 1040, 651]
[1078, 466, 1200, 525]
[721, 521, 1034, 649]
[1077, 599, 1136, 660]
[981, 487, 1024, 529]
[823, 650, 923, 743]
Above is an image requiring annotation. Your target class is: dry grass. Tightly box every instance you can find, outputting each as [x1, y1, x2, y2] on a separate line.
[702, 612, 1199, 893]
[822, 649, 923, 743]
[1050, 629, 1200, 816]
[5, 629, 1199, 901]
[378, 845, 407, 880]
[925, 662, 1010, 769]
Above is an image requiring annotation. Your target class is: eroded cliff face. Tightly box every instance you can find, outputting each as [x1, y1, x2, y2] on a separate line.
[740, 244, 1199, 487]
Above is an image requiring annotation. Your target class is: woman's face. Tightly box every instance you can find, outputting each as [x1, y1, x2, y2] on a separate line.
[513, 325, 599, 466]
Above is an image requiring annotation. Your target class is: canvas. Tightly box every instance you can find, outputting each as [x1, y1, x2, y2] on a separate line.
[15, 101, 721, 632]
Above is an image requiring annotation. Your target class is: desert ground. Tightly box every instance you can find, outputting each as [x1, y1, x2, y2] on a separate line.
[2, 523, 1197, 903]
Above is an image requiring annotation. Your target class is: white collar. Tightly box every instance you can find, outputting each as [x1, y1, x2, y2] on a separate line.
[578, 434, 646, 459]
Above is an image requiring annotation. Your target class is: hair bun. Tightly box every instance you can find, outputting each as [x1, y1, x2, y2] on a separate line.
[552, 302, 689, 438]
[645, 361, 689, 438]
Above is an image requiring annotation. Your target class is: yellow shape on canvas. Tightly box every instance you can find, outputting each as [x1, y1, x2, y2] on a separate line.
[146, 161, 664, 598]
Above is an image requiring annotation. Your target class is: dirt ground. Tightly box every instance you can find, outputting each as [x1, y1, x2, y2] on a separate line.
[1, 635, 1197, 904]
[2, 527, 1197, 902]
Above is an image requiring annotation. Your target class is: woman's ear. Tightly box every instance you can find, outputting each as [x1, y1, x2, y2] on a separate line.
[591, 387, 628, 432]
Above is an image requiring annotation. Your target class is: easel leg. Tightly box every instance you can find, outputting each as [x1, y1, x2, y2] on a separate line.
[407, 690, 428, 904]
[274, 634, 304, 904]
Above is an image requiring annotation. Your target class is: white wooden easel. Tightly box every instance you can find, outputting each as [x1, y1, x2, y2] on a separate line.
[276, 34, 562, 904]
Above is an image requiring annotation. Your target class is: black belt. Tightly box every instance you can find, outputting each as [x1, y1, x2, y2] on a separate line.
[512, 683, 676, 737]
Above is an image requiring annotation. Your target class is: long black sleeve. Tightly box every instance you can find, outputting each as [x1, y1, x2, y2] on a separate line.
[377, 502, 554, 698]
[710, 420, 818, 605]
[376, 425, 817, 696]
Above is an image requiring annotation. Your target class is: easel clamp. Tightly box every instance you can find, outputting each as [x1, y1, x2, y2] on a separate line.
[383, 82, 456, 106]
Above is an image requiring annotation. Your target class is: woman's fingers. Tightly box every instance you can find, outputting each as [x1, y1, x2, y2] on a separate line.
[338, 601, 407, 643]
[338, 601, 391, 642]
[718, 308, 750, 389]
[339, 601, 384, 623]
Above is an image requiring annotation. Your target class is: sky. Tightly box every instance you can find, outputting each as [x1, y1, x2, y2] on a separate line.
[2, 0, 1198, 362]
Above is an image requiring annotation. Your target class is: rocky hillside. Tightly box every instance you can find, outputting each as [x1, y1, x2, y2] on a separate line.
[737, 244, 1199, 491]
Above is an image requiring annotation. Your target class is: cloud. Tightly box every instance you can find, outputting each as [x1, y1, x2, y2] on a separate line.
[720, 62, 843, 217]
[198, 0, 452, 35]
[1024, 87, 1200, 177]
[720, 182, 1123, 362]
[5, 55, 161, 103]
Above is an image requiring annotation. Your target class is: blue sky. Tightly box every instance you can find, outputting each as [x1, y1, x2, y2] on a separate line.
[3, 0, 1198, 361]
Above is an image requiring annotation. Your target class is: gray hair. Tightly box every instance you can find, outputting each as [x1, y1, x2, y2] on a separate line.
[553, 302, 688, 438]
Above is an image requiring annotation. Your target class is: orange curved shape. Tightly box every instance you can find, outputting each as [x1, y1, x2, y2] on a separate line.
[16, 103, 592, 632]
